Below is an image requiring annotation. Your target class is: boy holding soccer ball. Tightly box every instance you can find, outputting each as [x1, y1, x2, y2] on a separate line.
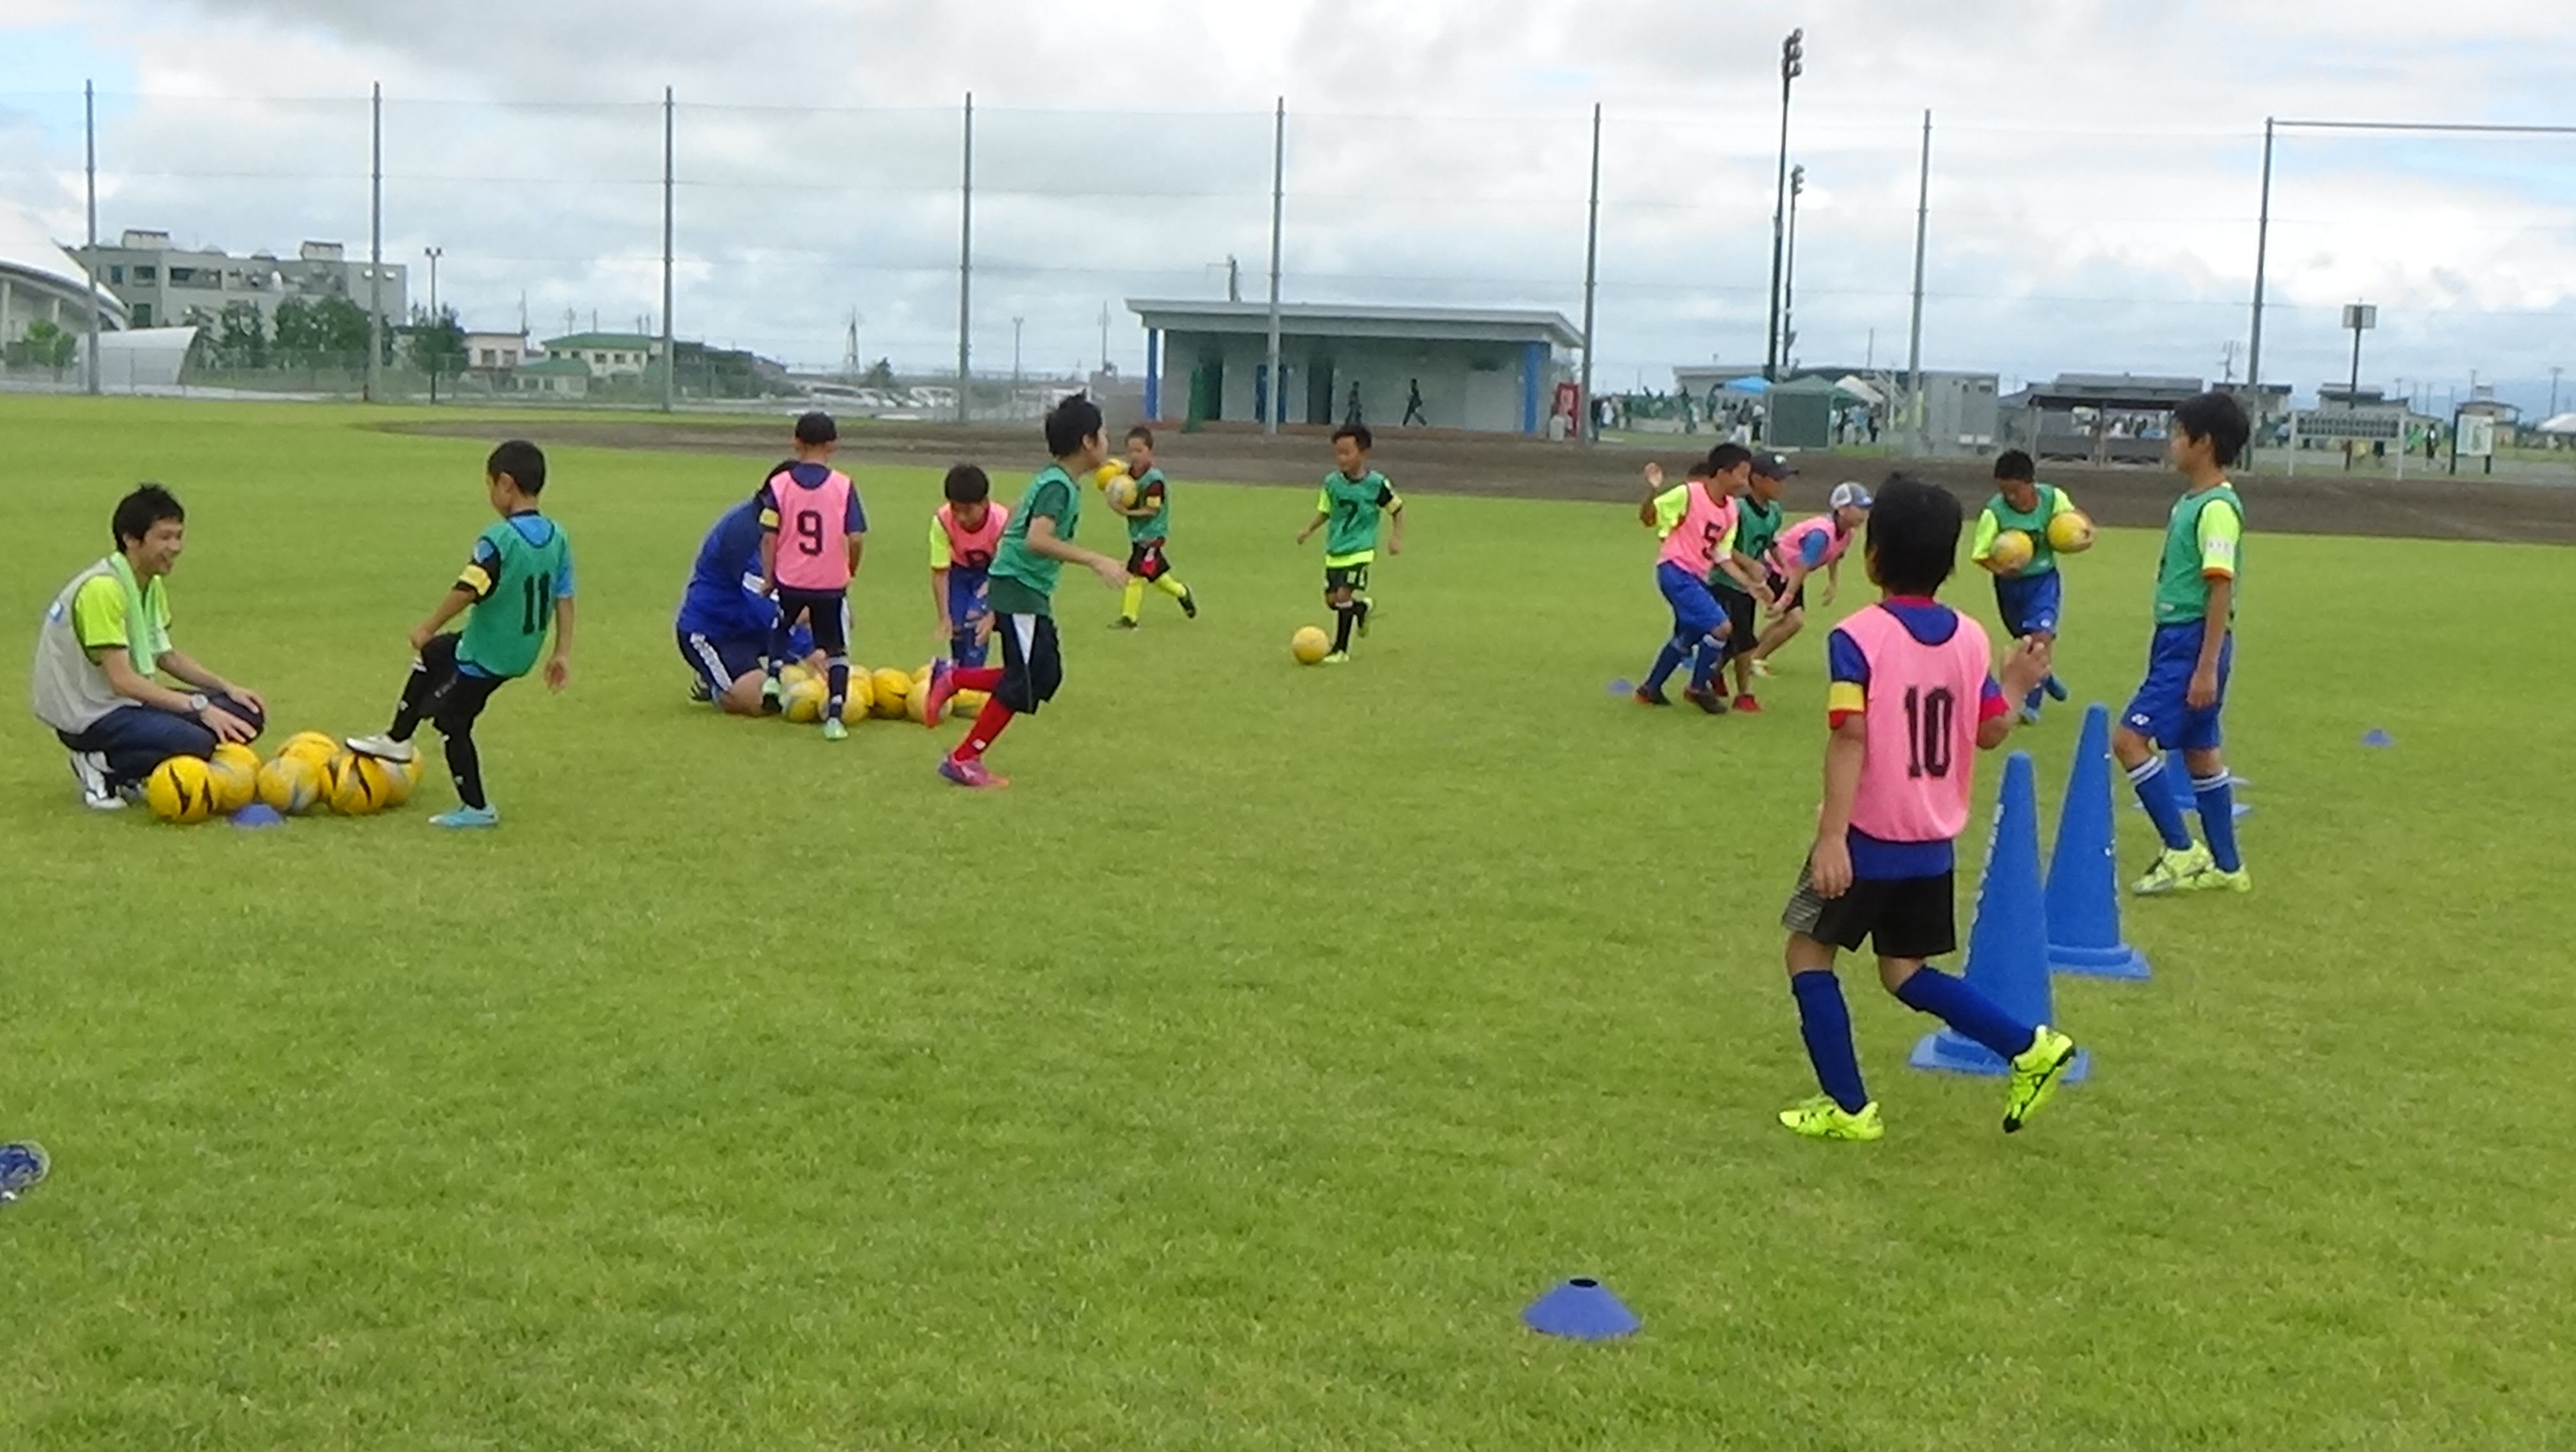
[1775, 475, 2075, 1143]
[348, 440, 575, 829]
[1107, 426, 1197, 628]
[1972, 450, 2083, 723]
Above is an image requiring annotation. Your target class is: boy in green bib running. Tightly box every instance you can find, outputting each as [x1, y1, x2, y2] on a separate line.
[348, 440, 576, 829]
[1295, 424, 1406, 663]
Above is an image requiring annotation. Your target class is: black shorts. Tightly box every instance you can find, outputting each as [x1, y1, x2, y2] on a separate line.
[1324, 564, 1371, 597]
[995, 613, 1064, 714]
[1716, 585, 1759, 660]
[1127, 540, 1171, 582]
[1781, 864, 1958, 961]
[1765, 569, 1805, 614]
[774, 587, 850, 657]
[419, 632, 510, 738]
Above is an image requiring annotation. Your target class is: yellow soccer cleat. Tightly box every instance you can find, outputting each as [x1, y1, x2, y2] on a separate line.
[2003, 1026, 2078, 1133]
[2131, 843, 2213, 896]
[1777, 1095, 1885, 1143]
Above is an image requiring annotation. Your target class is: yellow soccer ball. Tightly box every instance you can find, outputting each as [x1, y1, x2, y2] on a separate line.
[1106, 474, 1140, 511]
[951, 687, 990, 719]
[835, 672, 873, 723]
[144, 755, 220, 824]
[783, 674, 828, 723]
[1988, 529, 2036, 574]
[256, 754, 325, 815]
[2046, 509, 2097, 555]
[278, 730, 340, 766]
[326, 752, 395, 816]
[380, 754, 417, 809]
[1093, 461, 1130, 493]
[903, 675, 933, 724]
[780, 661, 818, 692]
[207, 743, 261, 815]
[870, 667, 914, 720]
[1291, 625, 1331, 665]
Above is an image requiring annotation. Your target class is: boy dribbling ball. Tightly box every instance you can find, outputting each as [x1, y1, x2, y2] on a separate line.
[346, 440, 575, 829]
[1775, 474, 2077, 1143]
[1295, 424, 1404, 663]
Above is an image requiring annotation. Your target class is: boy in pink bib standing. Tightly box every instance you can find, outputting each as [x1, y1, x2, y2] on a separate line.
[759, 412, 868, 739]
[1775, 475, 2078, 1143]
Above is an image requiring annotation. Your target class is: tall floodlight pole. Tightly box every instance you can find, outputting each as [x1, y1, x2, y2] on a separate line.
[424, 245, 443, 403]
[1762, 29, 1804, 382]
[1265, 97, 1286, 436]
[368, 82, 383, 403]
[83, 81, 102, 395]
[1782, 164, 1805, 371]
[956, 93, 974, 424]
[1579, 102, 1603, 445]
[1905, 110, 1931, 456]
[661, 86, 676, 412]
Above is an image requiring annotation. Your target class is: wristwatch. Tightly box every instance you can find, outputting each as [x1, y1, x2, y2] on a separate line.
[187, 693, 211, 716]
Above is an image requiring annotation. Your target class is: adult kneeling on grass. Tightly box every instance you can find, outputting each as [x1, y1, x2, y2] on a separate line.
[32, 483, 267, 811]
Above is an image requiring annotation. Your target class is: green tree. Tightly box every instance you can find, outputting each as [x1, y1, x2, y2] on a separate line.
[861, 357, 898, 390]
[215, 300, 268, 369]
[405, 304, 468, 380]
[20, 320, 79, 378]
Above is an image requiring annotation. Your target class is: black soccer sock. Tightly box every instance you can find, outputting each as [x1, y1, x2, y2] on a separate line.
[445, 727, 487, 810]
[388, 637, 456, 739]
[1332, 605, 1356, 652]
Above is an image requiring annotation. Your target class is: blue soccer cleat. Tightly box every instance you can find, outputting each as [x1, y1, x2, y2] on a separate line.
[431, 804, 500, 830]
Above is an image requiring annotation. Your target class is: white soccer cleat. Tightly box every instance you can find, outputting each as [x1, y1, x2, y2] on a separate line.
[68, 751, 123, 811]
[344, 734, 418, 765]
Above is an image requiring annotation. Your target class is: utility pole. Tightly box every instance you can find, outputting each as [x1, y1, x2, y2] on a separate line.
[1012, 316, 1023, 385]
[1577, 101, 1602, 445]
[423, 245, 443, 403]
[367, 82, 383, 403]
[84, 80, 100, 396]
[1905, 109, 1931, 456]
[1762, 28, 1804, 382]
[956, 93, 974, 424]
[1265, 97, 1286, 436]
[1098, 302, 1110, 374]
[661, 86, 676, 412]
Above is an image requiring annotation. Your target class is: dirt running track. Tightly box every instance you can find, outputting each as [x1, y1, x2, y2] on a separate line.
[381, 419, 2575, 544]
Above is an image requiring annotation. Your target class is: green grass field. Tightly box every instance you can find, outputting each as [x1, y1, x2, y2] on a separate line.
[3, 396, 2572, 1451]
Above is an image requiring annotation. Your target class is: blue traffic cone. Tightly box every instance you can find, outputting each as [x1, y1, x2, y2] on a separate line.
[2046, 706, 2150, 980]
[1523, 1278, 1640, 1340]
[1912, 752, 2090, 1082]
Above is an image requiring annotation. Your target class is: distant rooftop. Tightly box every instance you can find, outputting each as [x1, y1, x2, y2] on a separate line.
[1126, 299, 1582, 350]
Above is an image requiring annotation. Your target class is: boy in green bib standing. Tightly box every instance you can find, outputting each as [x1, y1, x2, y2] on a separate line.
[348, 440, 576, 829]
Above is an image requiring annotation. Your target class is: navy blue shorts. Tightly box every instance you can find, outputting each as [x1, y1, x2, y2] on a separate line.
[1995, 570, 2064, 639]
[947, 573, 992, 667]
[1657, 560, 1726, 642]
[2124, 622, 2232, 751]
[678, 627, 765, 697]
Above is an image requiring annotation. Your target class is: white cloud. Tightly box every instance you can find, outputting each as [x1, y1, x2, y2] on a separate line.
[4, 0, 2573, 404]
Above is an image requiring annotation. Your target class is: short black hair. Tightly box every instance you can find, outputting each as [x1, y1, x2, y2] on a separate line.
[111, 483, 184, 550]
[1045, 392, 1105, 458]
[942, 463, 991, 505]
[1993, 449, 2035, 483]
[1125, 424, 1154, 447]
[1706, 442, 1752, 474]
[487, 440, 547, 495]
[794, 411, 838, 446]
[2173, 390, 2251, 468]
[1863, 474, 1963, 598]
[1332, 422, 1374, 451]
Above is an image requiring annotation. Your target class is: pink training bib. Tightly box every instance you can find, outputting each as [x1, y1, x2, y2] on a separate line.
[772, 468, 857, 591]
[1840, 603, 1991, 845]
[1657, 483, 1738, 576]
[937, 501, 1009, 571]
[1770, 515, 1850, 575]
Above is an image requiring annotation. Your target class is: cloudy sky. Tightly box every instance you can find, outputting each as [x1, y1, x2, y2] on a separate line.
[5, 0, 2574, 410]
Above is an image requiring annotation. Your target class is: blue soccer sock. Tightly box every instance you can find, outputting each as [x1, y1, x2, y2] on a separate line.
[1894, 967, 2037, 1060]
[1689, 635, 1724, 691]
[2129, 755, 2195, 851]
[1791, 971, 1871, 1114]
[1644, 637, 1689, 692]
[2023, 685, 2045, 715]
[2195, 773, 2242, 872]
